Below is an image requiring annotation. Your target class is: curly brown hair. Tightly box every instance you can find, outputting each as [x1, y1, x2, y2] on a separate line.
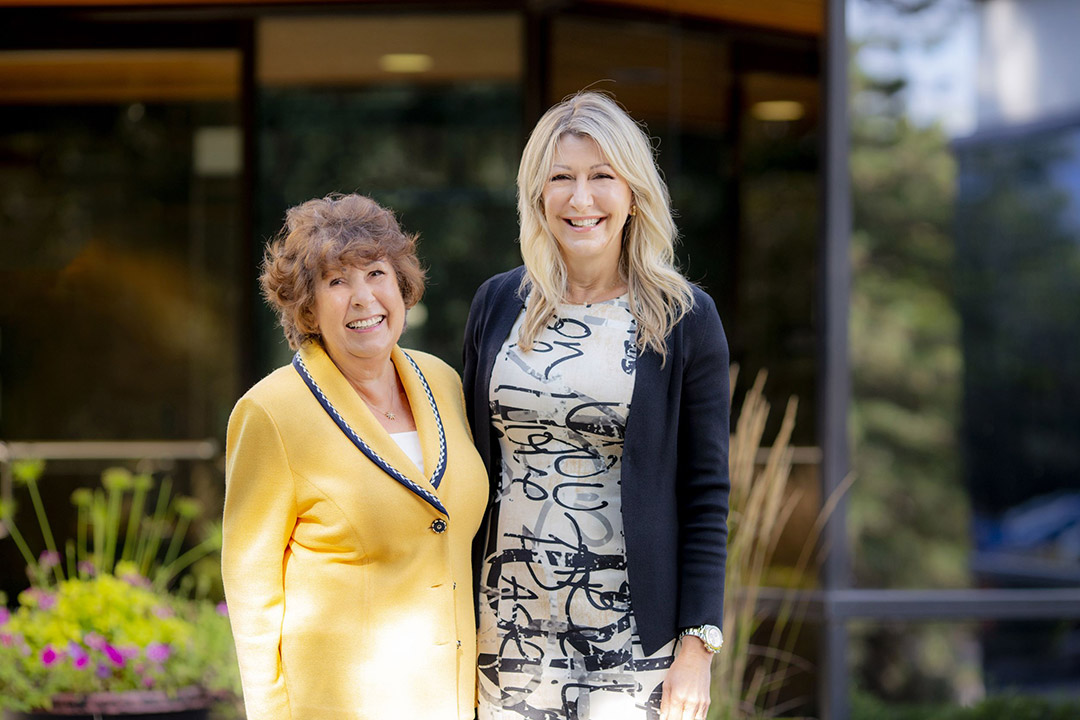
[260, 193, 426, 350]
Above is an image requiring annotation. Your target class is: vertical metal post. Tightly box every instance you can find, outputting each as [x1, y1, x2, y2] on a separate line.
[239, 17, 261, 386]
[523, 4, 551, 134]
[819, 0, 853, 717]
[0, 452, 11, 539]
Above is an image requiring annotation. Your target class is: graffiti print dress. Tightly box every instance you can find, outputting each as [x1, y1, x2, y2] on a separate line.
[477, 296, 675, 720]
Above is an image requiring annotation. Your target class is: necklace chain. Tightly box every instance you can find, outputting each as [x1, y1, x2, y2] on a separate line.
[569, 280, 626, 305]
[357, 383, 400, 421]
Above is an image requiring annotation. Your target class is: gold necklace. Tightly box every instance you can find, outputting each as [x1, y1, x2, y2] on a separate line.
[357, 384, 401, 421]
[570, 280, 626, 305]
[372, 402, 397, 421]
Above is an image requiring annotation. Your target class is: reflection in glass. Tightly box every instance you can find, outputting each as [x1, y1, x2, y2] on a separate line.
[549, 14, 821, 445]
[0, 50, 243, 441]
[254, 14, 523, 373]
[956, 123, 1080, 584]
[849, 0, 1080, 705]
[851, 619, 1080, 709]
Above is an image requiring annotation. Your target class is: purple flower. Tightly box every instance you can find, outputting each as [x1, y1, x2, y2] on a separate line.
[38, 550, 61, 569]
[41, 645, 59, 666]
[78, 561, 96, 577]
[145, 642, 171, 663]
[96, 663, 111, 679]
[120, 573, 151, 589]
[216, 601, 229, 617]
[68, 642, 89, 669]
[22, 588, 56, 611]
[104, 644, 125, 667]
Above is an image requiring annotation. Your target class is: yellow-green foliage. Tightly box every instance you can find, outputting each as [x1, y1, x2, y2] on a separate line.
[0, 461, 240, 712]
[0, 573, 234, 711]
[9, 575, 190, 651]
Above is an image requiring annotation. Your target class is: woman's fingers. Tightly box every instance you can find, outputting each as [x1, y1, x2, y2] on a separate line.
[660, 638, 714, 720]
[660, 678, 710, 720]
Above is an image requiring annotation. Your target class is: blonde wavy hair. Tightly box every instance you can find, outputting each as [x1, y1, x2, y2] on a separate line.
[517, 91, 694, 362]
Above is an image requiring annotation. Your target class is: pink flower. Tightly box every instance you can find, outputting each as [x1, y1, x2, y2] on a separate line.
[0, 607, 9, 625]
[216, 601, 228, 617]
[120, 572, 151, 589]
[153, 605, 174, 619]
[38, 550, 61, 569]
[84, 632, 106, 650]
[68, 642, 89, 669]
[78, 561, 96, 577]
[0, 632, 13, 647]
[104, 644, 125, 667]
[120, 645, 139, 660]
[22, 588, 56, 611]
[145, 642, 171, 663]
[143, 675, 155, 688]
[41, 645, 59, 666]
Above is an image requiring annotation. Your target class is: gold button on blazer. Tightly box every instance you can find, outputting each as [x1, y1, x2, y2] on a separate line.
[222, 342, 488, 720]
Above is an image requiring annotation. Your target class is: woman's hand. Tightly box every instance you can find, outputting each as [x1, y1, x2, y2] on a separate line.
[659, 636, 714, 720]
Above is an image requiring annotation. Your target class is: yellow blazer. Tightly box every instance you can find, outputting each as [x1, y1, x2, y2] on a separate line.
[222, 342, 488, 720]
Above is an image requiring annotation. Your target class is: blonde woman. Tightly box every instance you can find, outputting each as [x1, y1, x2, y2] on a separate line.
[463, 92, 731, 720]
[223, 194, 487, 719]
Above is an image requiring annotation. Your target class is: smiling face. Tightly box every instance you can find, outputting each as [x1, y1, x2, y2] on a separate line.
[541, 133, 634, 275]
[312, 259, 406, 371]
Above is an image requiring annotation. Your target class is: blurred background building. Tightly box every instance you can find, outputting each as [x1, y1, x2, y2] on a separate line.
[0, 0, 1077, 717]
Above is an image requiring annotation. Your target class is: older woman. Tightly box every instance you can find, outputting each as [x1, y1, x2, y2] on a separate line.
[464, 92, 730, 720]
[222, 194, 487, 720]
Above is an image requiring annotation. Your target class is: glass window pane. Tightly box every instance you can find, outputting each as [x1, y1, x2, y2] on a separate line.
[549, 14, 821, 445]
[848, 0, 1080, 707]
[851, 618, 1080, 709]
[956, 118, 1080, 586]
[849, 0, 1080, 591]
[254, 13, 523, 372]
[0, 49, 244, 440]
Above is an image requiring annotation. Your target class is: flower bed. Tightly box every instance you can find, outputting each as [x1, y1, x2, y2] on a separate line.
[0, 462, 240, 716]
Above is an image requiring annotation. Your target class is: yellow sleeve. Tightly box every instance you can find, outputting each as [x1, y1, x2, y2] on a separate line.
[222, 396, 296, 720]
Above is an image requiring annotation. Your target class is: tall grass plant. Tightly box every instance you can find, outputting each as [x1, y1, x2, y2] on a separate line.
[712, 368, 850, 719]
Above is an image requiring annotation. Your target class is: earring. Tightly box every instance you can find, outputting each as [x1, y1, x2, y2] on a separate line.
[629, 206, 637, 217]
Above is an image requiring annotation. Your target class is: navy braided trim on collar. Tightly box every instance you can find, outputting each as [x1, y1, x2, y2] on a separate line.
[291, 351, 449, 517]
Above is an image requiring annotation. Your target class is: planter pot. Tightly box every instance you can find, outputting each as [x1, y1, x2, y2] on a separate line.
[3, 687, 211, 720]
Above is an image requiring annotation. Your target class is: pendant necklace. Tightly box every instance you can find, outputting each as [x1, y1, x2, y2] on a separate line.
[358, 383, 401, 421]
[369, 393, 398, 421]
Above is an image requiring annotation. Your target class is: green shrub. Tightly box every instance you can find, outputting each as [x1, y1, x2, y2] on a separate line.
[0, 460, 241, 713]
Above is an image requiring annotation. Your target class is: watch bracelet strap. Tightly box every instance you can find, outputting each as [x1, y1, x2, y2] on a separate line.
[679, 625, 723, 653]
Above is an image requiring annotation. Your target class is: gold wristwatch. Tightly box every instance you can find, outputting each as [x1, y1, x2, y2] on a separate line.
[679, 624, 724, 653]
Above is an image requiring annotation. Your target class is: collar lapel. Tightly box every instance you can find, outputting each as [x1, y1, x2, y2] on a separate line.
[393, 346, 448, 490]
[293, 342, 448, 516]
[479, 268, 528, 410]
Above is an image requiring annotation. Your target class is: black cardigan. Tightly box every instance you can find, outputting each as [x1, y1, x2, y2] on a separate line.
[462, 266, 731, 656]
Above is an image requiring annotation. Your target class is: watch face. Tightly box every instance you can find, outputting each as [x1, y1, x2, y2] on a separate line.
[705, 626, 723, 647]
